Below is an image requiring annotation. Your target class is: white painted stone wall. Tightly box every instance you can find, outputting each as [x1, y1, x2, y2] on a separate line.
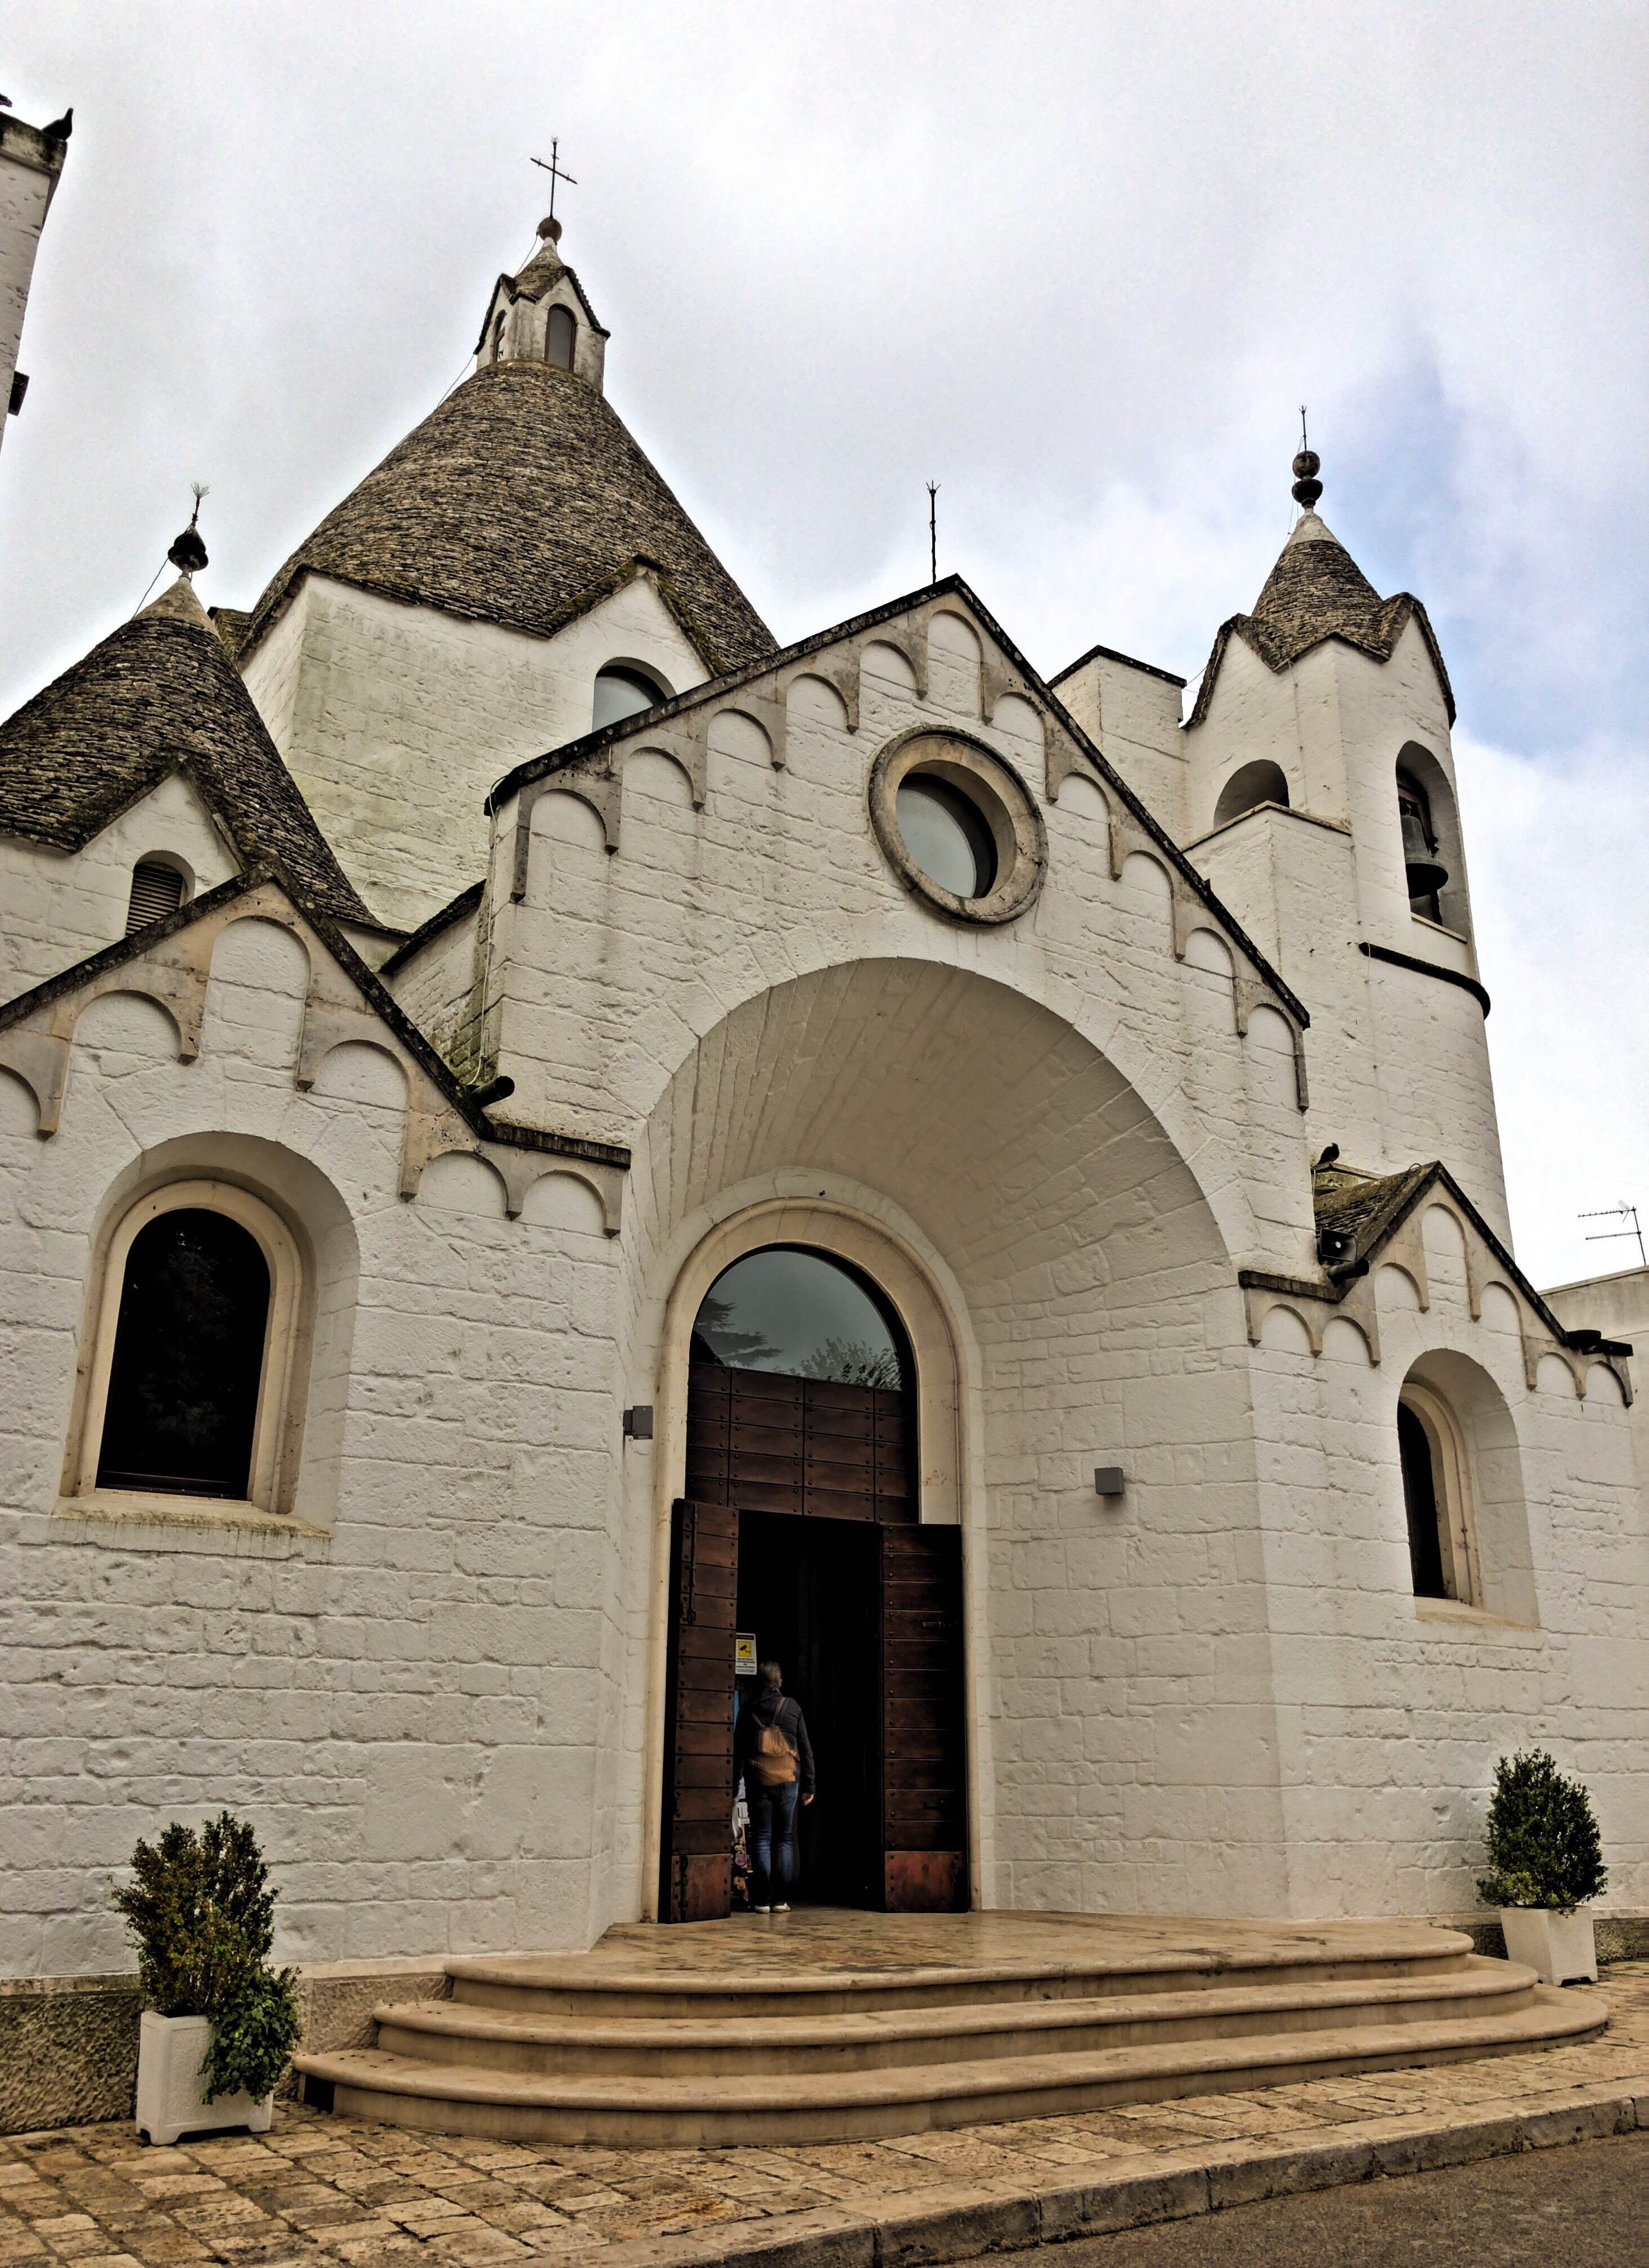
[0, 116, 64, 464]
[239, 574, 709, 932]
[0, 771, 240, 997]
[0, 908, 629, 1976]
[3, 547, 1645, 1973]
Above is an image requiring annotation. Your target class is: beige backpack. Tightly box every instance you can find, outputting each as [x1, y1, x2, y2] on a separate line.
[747, 1716, 797, 1789]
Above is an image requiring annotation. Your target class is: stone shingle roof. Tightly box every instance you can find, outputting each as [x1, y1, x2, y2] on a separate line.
[242, 359, 776, 674]
[0, 578, 375, 925]
[1187, 513, 1454, 728]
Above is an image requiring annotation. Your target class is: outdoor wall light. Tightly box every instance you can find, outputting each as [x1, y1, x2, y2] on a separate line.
[623, 1406, 654, 1441]
[1094, 1466, 1126, 1499]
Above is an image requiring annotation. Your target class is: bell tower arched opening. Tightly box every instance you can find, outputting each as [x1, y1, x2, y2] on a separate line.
[661, 1240, 967, 1922]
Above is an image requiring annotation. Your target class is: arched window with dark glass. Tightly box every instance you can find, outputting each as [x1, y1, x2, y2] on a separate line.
[546, 304, 577, 369]
[686, 1246, 914, 1522]
[96, 1209, 271, 1499]
[592, 662, 669, 732]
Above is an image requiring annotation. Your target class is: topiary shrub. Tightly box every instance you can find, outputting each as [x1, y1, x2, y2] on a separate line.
[1476, 1749, 1608, 1915]
[113, 1811, 300, 2103]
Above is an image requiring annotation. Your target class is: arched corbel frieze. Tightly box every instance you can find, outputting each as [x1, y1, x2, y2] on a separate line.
[399, 1113, 623, 1235]
[0, 1029, 69, 1137]
[510, 768, 621, 901]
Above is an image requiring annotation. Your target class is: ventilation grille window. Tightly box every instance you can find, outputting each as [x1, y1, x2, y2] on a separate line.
[125, 862, 186, 935]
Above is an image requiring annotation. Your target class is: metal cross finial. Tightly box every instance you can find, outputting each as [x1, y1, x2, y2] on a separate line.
[927, 481, 940, 583]
[530, 139, 578, 226]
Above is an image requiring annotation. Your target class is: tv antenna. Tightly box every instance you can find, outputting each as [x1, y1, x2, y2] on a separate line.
[1580, 1203, 1647, 1268]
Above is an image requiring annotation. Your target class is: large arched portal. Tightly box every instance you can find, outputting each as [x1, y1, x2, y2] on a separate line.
[663, 1244, 968, 1918]
[629, 961, 1279, 1932]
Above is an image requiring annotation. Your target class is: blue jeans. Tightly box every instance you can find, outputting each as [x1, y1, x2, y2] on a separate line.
[746, 1778, 799, 1906]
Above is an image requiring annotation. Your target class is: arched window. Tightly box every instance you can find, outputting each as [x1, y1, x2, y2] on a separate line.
[492, 312, 507, 362]
[1212, 759, 1290, 829]
[692, 1246, 911, 1390]
[125, 860, 186, 935]
[546, 304, 576, 370]
[592, 662, 669, 732]
[1398, 1383, 1477, 1604]
[74, 1182, 305, 1512]
[1397, 767, 1447, 920]
[687, 1246, 914, 1523]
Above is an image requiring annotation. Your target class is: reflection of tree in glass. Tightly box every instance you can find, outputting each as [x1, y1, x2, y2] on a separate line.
[798, 1337, 902, 1390]
[689, 1291, 780, 1371]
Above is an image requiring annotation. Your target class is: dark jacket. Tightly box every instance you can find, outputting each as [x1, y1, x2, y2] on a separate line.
[734, 1685, 815, 1797]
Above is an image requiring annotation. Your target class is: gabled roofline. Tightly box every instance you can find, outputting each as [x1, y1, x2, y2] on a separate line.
[0, 862, 628, 1172]
[240, 542, 738, 686]
[0, 735, 379, 932]
[1246, 1158, 1626, 1354]
[380, 879, 484, 978]
[1048, 638, 1186, 692]
[485, 573, 1310, 1030]
[1185, 594, 1457, 731]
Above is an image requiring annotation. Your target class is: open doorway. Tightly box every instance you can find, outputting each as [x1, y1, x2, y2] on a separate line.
[738, 1510, 880, 1906]
[659, 1244, 969, 1922]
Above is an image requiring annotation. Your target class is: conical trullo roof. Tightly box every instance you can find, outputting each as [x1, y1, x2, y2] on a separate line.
[1187, 508, 1454, 727]
[0, 578, 374, 922]
[241, 358, 777, 674]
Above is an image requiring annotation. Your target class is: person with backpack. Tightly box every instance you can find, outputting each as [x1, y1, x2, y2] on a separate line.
[733, 1659, 815, 1912]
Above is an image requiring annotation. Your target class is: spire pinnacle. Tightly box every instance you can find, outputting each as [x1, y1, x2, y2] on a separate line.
[1292, 407, 1323, 511]
[166, 484, 209, 578]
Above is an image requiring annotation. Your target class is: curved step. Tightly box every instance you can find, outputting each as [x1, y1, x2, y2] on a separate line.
[446, 1924, 1477, 2021]
[296, 1987, 1604, 2147]
[374, 1958, 1539, 2079]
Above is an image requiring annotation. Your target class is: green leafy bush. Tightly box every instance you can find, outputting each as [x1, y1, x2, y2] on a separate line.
[1476, 1749, 1608, 1914]
[113, 1811, 300, 2103]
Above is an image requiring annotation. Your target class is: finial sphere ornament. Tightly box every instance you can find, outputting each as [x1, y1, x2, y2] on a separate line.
[1291, 448, 1323, 510]
[537, 215, 563, 244]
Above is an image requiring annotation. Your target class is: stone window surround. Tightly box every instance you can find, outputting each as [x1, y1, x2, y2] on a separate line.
[868, 727, 1048, 926]
[59, 1175, 310, 1526]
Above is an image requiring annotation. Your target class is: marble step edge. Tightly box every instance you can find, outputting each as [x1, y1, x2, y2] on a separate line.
[297, 1988, 1602, 2118]
[375, 1958, 1539, 2063]
[446, 1940, 1476, 2016]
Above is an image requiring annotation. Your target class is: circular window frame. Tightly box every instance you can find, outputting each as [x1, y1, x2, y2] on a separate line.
[869, 728, 1047, 925]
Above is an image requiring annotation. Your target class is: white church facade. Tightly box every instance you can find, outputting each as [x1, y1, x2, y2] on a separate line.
[2, 207, 1647, 2092]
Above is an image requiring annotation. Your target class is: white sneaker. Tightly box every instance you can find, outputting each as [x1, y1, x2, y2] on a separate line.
[752, 1904, 771, 1914]
[771, 1902, 790, 1914]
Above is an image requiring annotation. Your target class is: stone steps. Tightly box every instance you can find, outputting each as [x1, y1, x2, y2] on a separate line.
[370, 1958, 1539, 2078]
[296, 1989, 1603, 2146]
[291, 1912, 1608, 2146]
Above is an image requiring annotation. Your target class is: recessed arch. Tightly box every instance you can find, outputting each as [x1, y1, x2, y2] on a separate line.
[1396, 741, 1471, 937]
[1214, 759, 1289, 828]
[594, 660, 671, 733]
[1397, 1351, 1535, 1623]
[546, 303, 577, 369]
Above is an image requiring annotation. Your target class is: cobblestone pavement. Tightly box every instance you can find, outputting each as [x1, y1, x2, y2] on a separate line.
[3, 1965, 1646, 2268]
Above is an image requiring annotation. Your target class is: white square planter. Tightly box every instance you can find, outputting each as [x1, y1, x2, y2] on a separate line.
[136, 2012, 274, 2145]
[1499, 1906, 1598, 1985]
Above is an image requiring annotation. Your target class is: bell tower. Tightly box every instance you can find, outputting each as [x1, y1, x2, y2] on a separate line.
[475, 215, 609, 392]
[1180, 449, 1509, 1236]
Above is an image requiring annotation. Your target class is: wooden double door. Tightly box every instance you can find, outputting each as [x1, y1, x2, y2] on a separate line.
[659, 1361, 969, 1922]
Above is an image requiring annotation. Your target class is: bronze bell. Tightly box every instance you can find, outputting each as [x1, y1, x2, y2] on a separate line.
[1401, 806, 1448, 899]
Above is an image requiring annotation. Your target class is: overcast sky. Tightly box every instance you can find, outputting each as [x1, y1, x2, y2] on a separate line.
[3, 3, 1644, 1287]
